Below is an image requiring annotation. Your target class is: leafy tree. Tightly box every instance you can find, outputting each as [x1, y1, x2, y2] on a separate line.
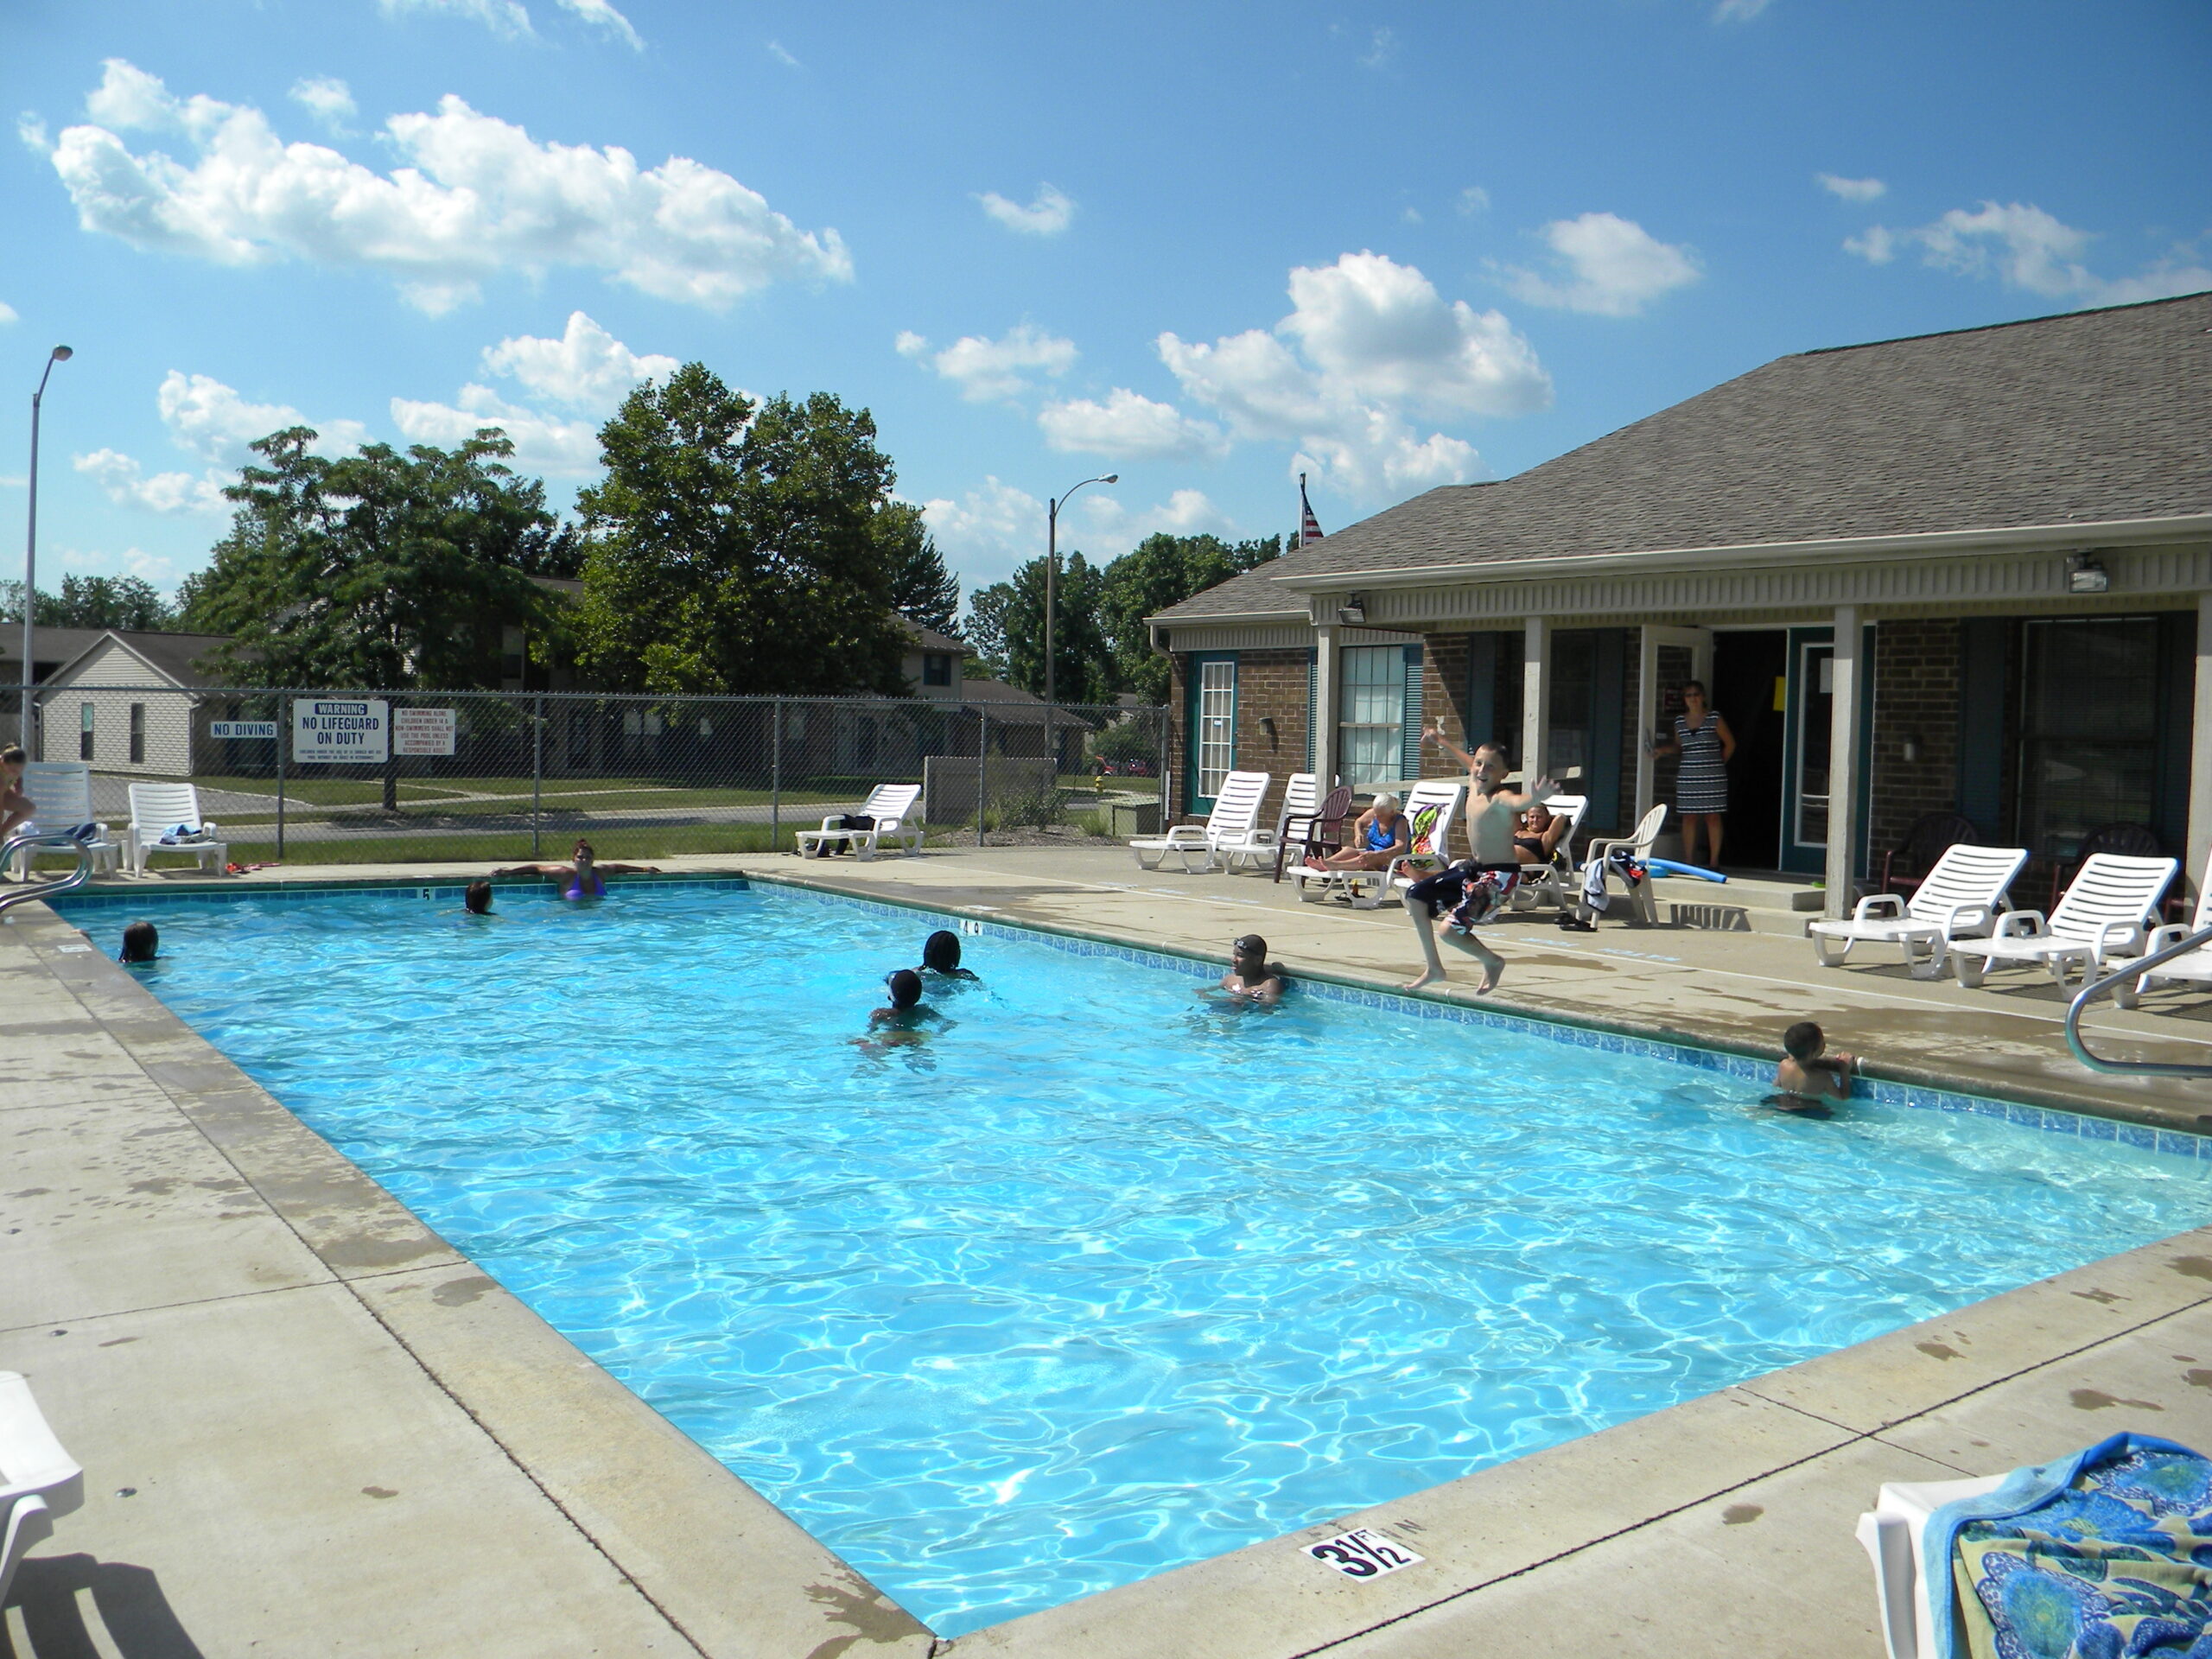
[1097, 532, 1282, 703]
[1, 575, 176, 631]
[878, 501, 961, 637]
[964, 552, 1115, 704]
[177, 426, 570, 689]
[570, 365, 908, 696]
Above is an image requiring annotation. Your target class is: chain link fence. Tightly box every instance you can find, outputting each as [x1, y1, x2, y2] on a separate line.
[8, 686, 1171, 870]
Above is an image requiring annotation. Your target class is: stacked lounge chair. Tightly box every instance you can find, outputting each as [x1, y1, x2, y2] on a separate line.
[1129, 770, 1270, 873]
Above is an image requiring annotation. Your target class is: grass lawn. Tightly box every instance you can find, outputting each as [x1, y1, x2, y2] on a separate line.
[180, 772, 873, 810]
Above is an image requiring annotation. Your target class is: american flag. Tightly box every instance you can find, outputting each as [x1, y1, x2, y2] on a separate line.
[1298, 473, 1325, 545]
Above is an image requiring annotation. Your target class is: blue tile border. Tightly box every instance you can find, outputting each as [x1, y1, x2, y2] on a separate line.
[53, 873, 2212, 1164]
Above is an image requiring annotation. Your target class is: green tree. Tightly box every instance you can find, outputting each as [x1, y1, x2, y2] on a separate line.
[878, 501, 961, 637]
[570, 365, 908, 696]
[0, 575, 178, 631]
[1097, 532, 1281, 703]
[178, 427, 569, 689]
[964, 552, 1115, 704]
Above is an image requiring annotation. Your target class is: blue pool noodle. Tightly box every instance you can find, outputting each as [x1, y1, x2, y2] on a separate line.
[1643, 857, 1727, 883]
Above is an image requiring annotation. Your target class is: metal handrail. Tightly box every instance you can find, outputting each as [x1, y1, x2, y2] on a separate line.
[2066, 925, 2212, 1079]
[0, 831, 96, 917]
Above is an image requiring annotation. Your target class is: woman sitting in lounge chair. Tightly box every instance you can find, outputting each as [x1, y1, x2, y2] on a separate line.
[1513, 802, 1572, 867]
[1315, 793, 1408, 872]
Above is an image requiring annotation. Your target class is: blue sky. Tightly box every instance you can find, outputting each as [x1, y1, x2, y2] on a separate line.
[2, 0, 2208, 607]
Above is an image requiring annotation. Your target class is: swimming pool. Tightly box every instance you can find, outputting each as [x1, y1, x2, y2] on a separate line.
[89, 880, 2212, 1635]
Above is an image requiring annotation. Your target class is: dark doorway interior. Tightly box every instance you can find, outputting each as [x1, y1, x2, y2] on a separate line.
[1710, 630, 1787, 869]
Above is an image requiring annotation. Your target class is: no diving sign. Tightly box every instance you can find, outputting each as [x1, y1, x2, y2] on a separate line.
[294, 698, 389, 764]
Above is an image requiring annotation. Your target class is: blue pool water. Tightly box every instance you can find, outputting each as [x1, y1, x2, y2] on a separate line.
[101, 882, 2212, 1634]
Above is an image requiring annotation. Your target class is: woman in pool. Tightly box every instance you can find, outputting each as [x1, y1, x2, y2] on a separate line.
[919, 930, 979, 982]
[493, 840, 658, 899]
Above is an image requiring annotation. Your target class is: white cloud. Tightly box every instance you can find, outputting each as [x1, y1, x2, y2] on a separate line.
[1816, 172, 1885, 203]
[0, 301, 16, 325]
[1847, 200, 2212, 303]
[1077, 488, 1236, 557]
[1495, 212, 1701, 316]
[1157, 251, 1547, 499]
[378, 0, 533, 38]
[391, 385, 601, 474]
[1360, 26, 1396, 67]
[1713, 0, 1770, 19]
[554, 0, 642, 50]
[84, 59, 175, 130]
[17, 114, 49, 154]
[74, 369, 369, 514]
[1456, 186, 1489, 216]
[1038, 389, 1227, 461]
[42, 61, 851, 314]
[1400, 206, 1422, 226]
[918, 476, 1045, 584]
[289, 76, 357, 131]
[480, 311, 677, 409]
[978, 183, 1074, 237]
[898, 323, 1077, 403]
[74, 449, 229, 516]
[766, 40, 800, 67]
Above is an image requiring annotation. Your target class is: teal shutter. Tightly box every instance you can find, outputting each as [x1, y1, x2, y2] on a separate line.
[2153, 610, 2195, 852]
[1957, 618, 2008, 836]
[1305, 649, 1317, 772]
[1465, 632, 1497, 752]
[1589, 628, 1625, 832]
[1400, 644, 1424, 780]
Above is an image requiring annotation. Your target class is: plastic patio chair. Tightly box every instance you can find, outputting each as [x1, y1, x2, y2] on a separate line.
[0, 1370, 83, 1609]
[1274, 784, 1354, 881]
[1879, 812, 1980, 902]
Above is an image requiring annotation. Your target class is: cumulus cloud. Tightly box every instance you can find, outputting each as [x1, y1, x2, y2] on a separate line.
[1157, 251, 1547, 499]
[897, 323, 1077, 402]
[1077, 488, 1236, 556]
[918, 476, 1045, 583]
[0, 300, 16, 325]
[41, 60, 850, 314]
[1816, 172, 1885, 203]
[978, 183, 1074, 237]
[75, 369, 368, 514]
[1359, 26, 1396, 67]
[1456, 185, 1489, 215]
[1038, 389, 1227, 461]
[481, 310, 677, 408]
[1847, 200, 2212, 303]
[289, 76, 357, 131]
[391, 385, 601, 474]
[1494, 212, 1700, 316]
[378, 0, 533, 38]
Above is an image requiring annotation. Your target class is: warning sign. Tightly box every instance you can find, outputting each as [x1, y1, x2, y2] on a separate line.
[293, 699, 389, 764]
[393, 708, 457, 757]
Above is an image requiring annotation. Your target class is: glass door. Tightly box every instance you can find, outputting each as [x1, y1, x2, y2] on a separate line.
[1190, 656, 1236, 809]
[1782, 635, 1834, 872]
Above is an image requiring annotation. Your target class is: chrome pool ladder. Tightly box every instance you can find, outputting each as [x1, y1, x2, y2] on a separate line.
[2067, 925, 2212, 1080]
[0, 831, 97, 918]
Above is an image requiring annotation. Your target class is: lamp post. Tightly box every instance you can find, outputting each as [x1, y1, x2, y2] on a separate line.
[1043, 473, 1116, 709]
[21, 345, 73, 749]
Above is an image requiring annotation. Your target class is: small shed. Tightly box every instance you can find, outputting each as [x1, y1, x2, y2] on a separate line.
[30, 631, 232, 778]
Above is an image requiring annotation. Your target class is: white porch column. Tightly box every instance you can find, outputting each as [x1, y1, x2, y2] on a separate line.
[1824, 605, 1863, 920]
[1633, 625, 1659, 826]
[1521, 616, 1551, 786]
[1313, 624, 1341, 788]
[2188, 591, 2212, 906]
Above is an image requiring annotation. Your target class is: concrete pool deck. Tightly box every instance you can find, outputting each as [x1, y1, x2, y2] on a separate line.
[7, 844, 2212, 1656]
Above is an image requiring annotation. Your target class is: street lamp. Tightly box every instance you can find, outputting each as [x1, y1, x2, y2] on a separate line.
[1044, 473, 1116, 708]
[21, 345, 73, 749]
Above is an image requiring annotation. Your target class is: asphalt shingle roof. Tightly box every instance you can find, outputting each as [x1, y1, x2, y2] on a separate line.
[1154, 291, 2212, 621]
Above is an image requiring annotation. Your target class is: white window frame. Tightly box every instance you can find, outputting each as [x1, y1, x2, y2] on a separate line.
[1196, 658, 1236, 802]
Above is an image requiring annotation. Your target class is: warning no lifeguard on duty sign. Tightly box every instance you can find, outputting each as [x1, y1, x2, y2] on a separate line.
[292, 699, 389, 764]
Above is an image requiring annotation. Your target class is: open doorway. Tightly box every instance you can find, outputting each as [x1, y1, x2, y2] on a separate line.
[1710, 630, 1787, 869]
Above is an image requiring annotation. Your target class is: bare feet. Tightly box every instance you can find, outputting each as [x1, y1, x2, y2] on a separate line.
[1402, 968, 1443, 991]
[1476, 964, 1503, 996]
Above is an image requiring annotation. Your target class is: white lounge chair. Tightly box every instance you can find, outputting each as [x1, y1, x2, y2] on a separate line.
[1575, 803, 1669, 924]
[1211, 772, 1319, 874]
[1131, 770, 1269, 873]
[5, 762, 122, 880]
[1510, 792, 1591, 912]
[1855, 1471, 2008, 1659]
[1295, 779, 1467, 909]
[124, 781, 226, 875]
[1949, 852, 2177, 988]
[0, 1370, 84, 1608]
[2112, 849, 2212, 1009]
[1808, 842, 2026, 979]
[792, 783, 924, 859]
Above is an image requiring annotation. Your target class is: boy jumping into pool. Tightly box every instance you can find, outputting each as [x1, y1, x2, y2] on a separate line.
[493, 840, 659, 899]
[1402, 728, 1555, 995]
[1773, 1020, 1855, 1107]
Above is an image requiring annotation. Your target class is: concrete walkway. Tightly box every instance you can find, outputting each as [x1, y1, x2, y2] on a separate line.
[8, 843, 2212, 1656]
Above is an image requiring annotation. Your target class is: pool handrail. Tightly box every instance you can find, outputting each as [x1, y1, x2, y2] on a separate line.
[2066, 923, 2212, 1079]
[0, 831, 97, 917]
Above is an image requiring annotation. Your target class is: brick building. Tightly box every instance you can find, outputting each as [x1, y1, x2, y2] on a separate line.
[1147, 292, 2212, 916]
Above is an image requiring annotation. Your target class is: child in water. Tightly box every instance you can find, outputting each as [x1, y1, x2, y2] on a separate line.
[464, 880, 495, 916]
[919, 929, 979, 982]
[1774, 1020, 1855, 1108]
[1198, 934, 1285, 1007]
[862, 968, 948, 1051]
[118, 920, 159, 964]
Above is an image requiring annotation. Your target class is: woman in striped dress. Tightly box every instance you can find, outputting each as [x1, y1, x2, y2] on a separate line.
[1653, 681, 1737, 869]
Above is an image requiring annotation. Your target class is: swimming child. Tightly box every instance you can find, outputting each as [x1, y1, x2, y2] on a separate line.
[920, 929, 980, 981]
[464, 880, 494, 916]
[118, 920, 159, 964]
[1199, 933, 1285, 1007]
[1774, 1020, 1855, 1107]
[861, 967, 950, 1051]
[493, 840, 658, 899]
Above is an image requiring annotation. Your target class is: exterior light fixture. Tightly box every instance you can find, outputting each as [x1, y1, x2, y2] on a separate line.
[2066, 551, 2111, 594]
[1338, 594, 1368, 625]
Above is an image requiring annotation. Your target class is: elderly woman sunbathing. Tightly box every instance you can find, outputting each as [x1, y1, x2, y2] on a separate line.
[1313, 792, 1410, 871]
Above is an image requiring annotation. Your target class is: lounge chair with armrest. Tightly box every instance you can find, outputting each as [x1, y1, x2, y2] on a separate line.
[1130, 771, 1269, 873]
[0, 1370, 84, 1608]
[1295, 779, 1466, 910]
[792, 782, 924, 859]
[1948, 852, 2177, 988]
[2112, 849, 2212, 1008]
[124, 781, 226, 875]
[1808, 842, 2026, 979]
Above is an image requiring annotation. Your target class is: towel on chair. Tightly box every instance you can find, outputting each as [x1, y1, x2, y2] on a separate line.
[1925, 1433, 2212, 1659]
[1580, 847, 1646, 915]
[157, 823, 211, 845]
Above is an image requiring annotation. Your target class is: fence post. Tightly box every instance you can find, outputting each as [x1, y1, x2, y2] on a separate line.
[275, 695, 287, 861]
[1158, 705, 1169, 828]
[771, 698, 782, 855]
[976, 706, 988, 848]
[531, 694, 544, 859]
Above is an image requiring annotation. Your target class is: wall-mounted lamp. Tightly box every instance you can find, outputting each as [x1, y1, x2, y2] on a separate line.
[1337, 593, 1368, 625]
[2066, 551, 2111, 594]
[1259, 715, 1279, 750]
[1902, 731, 1923, 764]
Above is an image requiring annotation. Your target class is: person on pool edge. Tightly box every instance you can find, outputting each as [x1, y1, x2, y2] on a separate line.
[919, 930, 980, 982]
[493, 840, 659, 899]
